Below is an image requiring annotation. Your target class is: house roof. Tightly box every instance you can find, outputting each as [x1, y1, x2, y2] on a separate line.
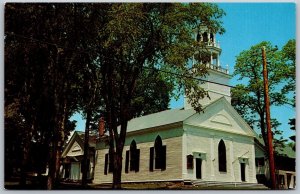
[277, 145, 295, 159]
[62, 131, 97, 157]
[75, 131, 97, 147]
[255, 136, 295, 159]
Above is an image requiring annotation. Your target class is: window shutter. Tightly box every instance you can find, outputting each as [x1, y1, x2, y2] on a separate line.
[135, 149, 140, 172]
[87, 159, 90, 171]
[161, 145, 166, 171]
[130, 150, 134, 171]
[149, 147, 154, 171]
[108, 152, 113, 173]
[104, 154, 108, 175]
[81, 160, 84, 173]
[125, 150, 129, 173]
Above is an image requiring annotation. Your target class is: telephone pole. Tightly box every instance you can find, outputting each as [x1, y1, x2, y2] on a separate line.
[261, 46, 276, 189]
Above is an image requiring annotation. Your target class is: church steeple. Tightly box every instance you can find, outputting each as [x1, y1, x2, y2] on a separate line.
[184, 25, 231, 109]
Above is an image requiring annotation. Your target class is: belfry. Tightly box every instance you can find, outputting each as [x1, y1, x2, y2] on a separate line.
[184, 25, 231, 109]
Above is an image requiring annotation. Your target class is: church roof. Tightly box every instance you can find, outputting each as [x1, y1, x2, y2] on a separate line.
[126, 108, 196, 133]
[125, 97, 256, 137]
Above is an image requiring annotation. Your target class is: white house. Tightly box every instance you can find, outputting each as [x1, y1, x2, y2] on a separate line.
[60, 131, 97, 182]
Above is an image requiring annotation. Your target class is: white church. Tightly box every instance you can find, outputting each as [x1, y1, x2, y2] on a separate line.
[91, 26, 268, 186]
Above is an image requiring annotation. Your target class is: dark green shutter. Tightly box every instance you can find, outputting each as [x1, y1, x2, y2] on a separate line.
[136, 149, 140, 172]
[161, 145, 166, 171]
[104, 154, 108, 175]
[149, 147, 154, 171]
[108, 152, 113, 173]
[81, 160, 84, 173]
[130, 150, 134, 171]
[125, 150, 129, 173]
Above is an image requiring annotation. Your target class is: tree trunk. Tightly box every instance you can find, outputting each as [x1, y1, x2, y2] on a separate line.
[19, 124, 34, 186]
[259, 112, 268, 149]
[82, 110, 91, 187]
[19, 141, 29, 186]
[47, 139, 56, 190]
[112, 150, 123, 189]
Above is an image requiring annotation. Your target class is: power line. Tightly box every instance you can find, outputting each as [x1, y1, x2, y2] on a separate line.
[6, 31, 236, 89]
[5, 30, 296, 101]
[142, 66, 235, 89]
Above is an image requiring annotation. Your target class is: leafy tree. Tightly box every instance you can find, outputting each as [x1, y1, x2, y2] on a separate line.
[281, 39, 296, 150]
[94, 3, 225, 188]
[5, 3, 94, 189]
[5, 3, 225, 189]
[231, 41, 290, 151]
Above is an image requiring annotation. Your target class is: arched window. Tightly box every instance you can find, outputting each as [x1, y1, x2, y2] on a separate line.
[149, 135, 166, 171]
[203, 32, 208, 42]
[130, 140, 137, 171]
[196, 32, 201, 42]
[154, 136, 163, 169]
[218, 139, 227, 172]
[210, 33, 214, 43]
[125, 140, 140, 173]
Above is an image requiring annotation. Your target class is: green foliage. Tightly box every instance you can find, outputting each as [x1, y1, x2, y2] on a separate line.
[5, 3, 225, 189]
[281, 39, 296, 106]
[93, 3, 225, 188]
[231, 41, 291, 150]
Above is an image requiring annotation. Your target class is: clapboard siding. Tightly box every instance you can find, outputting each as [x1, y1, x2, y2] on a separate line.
[93, 136, 182, 184]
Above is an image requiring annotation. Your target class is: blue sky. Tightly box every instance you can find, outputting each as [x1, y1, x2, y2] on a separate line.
[71, 3, 295, 140]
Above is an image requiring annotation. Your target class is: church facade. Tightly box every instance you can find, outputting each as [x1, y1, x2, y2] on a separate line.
[92, 26, 261, 185]
[93, 98, 258, 184]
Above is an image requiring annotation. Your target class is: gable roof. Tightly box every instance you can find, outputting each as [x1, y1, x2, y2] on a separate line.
[125, 97, 256, 138]
[184, 97, 256, 137]
[61, 131, 97, 157]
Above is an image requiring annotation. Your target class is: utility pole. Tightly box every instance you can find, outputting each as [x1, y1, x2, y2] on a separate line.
[261, 46, 276, 189]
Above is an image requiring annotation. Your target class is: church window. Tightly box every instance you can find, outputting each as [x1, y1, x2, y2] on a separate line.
[210, 33, 214, 42]
[149, 135, 166, 171]
[187, 154, 194, 169]
[125, 140, 140, 173]
[203, 32, 208, 42]
[196, 32, 201, 42]
[218, 139, 227, 172]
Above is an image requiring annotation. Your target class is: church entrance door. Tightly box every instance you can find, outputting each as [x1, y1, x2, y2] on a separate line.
[240, 163, 246, 182]
[196, 158, 202, 179]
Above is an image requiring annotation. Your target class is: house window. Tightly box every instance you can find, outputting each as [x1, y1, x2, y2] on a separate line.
[149, 135, 166, 171]
[187, 155, 194, 169]
[218, 139, 227, 172]
[125, 140, 140, 173]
